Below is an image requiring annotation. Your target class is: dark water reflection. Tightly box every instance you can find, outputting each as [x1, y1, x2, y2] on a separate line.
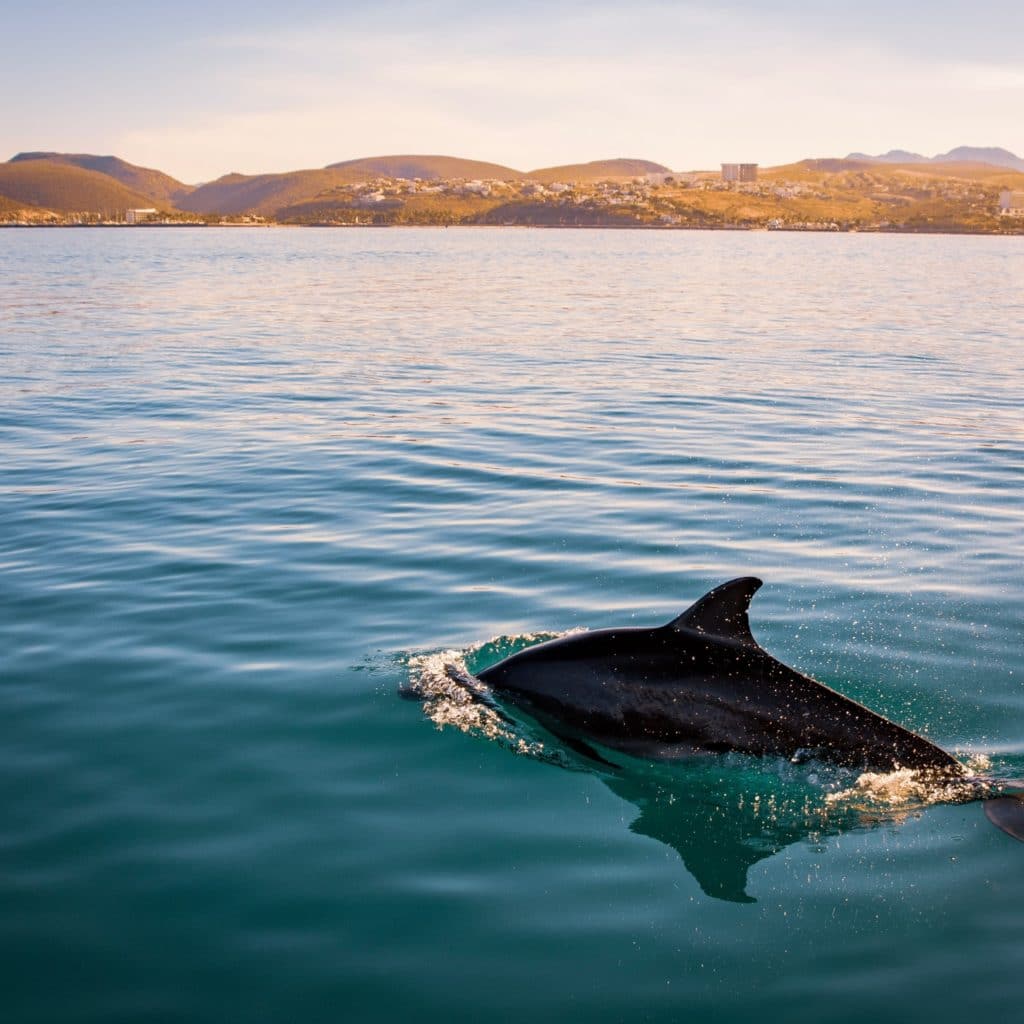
[603, 761, 860, 904]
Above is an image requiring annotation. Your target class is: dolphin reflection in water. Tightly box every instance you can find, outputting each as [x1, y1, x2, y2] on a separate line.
[410, 578, 1024, 901]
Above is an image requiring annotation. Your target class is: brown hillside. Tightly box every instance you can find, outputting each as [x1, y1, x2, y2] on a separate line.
[9, 152, 193, 205]
[763, 159, 881, 180]
[178, 168, 360, 216]
[766, 159, 1024, 188]
[325, 154, 522, 180]
[0, 161, 159, 214]
[527, 159, 670, 183]
[0, 204, 60, 224]
[887, 162, 1024, 188]
[0, 193, 51, 218]
[180, 156, 526, 216]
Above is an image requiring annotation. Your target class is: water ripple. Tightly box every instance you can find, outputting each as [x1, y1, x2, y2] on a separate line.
[1, 228, 1022, 1024]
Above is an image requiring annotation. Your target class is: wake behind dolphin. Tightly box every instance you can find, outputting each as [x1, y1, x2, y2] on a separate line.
[410, 577, 1024, 848]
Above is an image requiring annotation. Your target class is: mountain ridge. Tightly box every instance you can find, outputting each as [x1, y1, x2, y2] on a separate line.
[10, 152, 193, 205]
[0, 159, 161, 214]
[3, 148, 1023, 230]
[846, 146, 1024, 172]
[325, 154, 523, 180]
[526, 158, 671, 183]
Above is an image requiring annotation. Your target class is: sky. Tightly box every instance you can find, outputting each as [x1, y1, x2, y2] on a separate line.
[3, 0, 1023, 184]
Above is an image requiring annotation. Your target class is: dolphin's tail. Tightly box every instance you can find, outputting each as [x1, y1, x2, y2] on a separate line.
[983, 794, 1024, 842]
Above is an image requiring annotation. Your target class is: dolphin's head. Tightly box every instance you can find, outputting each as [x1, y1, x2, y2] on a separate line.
[477, 638, 559, 696]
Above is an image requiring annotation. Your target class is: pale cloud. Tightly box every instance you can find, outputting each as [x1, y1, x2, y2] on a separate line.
[77, 3, 1024, 179]
[116, 102, 522, 181]
[948, 64, 1024, 92]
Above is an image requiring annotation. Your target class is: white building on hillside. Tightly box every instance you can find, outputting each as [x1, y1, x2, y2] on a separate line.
[721, 163, 758, 182]
[999, 190, 1024, 216]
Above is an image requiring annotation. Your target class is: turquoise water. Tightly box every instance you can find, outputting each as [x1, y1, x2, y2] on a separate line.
[1, 227, 1022, 1023]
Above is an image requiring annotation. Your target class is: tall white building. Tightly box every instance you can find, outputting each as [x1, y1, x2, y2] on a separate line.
[125, 208, 158, 224]
[721, 164, 758, 183]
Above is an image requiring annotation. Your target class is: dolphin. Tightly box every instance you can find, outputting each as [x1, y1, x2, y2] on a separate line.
[478, 577, 957, 771]
[473, 577, 1024, 840]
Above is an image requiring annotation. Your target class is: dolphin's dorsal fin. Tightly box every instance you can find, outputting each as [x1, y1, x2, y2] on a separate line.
[667, 577, 763, 647]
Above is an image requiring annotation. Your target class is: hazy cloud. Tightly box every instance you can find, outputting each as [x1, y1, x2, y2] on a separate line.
[3, 1, 1022, 181]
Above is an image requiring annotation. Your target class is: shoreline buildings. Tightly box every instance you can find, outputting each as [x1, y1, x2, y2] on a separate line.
[999, 190, 1024, 216]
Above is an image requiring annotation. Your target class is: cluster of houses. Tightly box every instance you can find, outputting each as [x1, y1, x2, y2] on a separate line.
[341, 164, 763, 208]
[270, 163, 1024, 230]
[330, 175, 656, 209]
[95, 164, 1024, 227]
[999, 190, 1024, 216]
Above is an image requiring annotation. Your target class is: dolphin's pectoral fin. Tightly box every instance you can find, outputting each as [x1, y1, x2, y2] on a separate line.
[666, 576, 764, 648]
[983, 795, 1024, 842]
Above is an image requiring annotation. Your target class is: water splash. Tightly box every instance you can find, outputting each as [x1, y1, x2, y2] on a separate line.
[824, 753, 992, 816]
[406, 636, 563, 759]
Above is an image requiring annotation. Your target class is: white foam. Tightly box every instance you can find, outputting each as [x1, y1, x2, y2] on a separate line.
[824, 761, 982, 813]
[406, 642, 548, 758]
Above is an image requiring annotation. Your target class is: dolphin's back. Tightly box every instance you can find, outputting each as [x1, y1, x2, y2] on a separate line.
[477, 580, 959, 773]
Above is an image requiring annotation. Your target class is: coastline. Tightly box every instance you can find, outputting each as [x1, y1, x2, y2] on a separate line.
[2, 221, 1021, 236]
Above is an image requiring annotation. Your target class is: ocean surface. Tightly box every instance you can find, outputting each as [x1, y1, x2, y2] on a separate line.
[1, 226, 1022, 1023]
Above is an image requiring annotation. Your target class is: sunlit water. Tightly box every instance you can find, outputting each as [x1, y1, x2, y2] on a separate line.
[2, 227, 1022, 1023]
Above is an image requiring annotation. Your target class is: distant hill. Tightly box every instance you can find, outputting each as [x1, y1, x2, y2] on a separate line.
[890, 162, 1024, 188]
[179, 168, 359, 216]
[526, 158, 671, 183]
[10, 152, 675, 218]
[935, 146, 1024, 171]
[9, 152, 193, 205]
[777, 158, 874, 175]
[772, 158, 1024, 188]
[325, 154, 522, 180]
[846, 149, 930, 164]
[181, 155, 527, 217]
[6, 146, 1024, 227]
[846, 146, 1024, 172]
[181, 156, 523, 217]
[0, 160, 159, 214]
